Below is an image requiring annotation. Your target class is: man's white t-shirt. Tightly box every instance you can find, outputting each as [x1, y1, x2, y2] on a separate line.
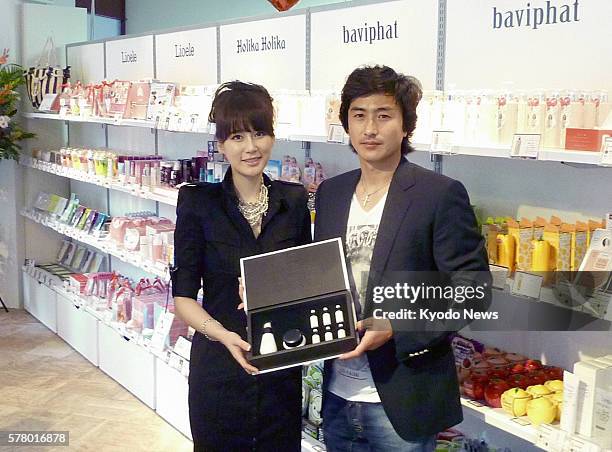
[327, 192, 387, 402]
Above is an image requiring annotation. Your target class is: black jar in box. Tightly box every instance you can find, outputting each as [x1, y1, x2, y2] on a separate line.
[240, 238, 358, 373]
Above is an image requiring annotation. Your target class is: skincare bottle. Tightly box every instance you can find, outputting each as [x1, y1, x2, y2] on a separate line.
[309, 309, 319, 328]
[334, 305, 344, 323]
[337, 323, 346, 338]
[259, 322, 277, 355]
[324, 326, 333, 341]
[543, 92, 561, 148]
[282, 329, 306, 350]
[322, 307, 331, 326]
[311, 328, 320, 344]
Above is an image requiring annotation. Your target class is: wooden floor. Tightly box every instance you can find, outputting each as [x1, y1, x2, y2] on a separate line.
[0, 309, 193, 452]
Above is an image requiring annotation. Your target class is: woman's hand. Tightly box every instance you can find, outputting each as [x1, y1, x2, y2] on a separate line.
[219, 330, 259, 374]
[237, 277, 245, 311]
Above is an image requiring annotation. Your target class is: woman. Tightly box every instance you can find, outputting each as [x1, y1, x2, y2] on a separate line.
[172, 81, 311, 451]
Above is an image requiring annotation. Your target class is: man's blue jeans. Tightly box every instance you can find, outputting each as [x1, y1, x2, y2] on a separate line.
[322, 391, 437, 452]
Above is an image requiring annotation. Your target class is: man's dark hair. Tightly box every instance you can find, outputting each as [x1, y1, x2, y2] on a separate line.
[209, 81, 275, 142]
[339, 65, 423, 155]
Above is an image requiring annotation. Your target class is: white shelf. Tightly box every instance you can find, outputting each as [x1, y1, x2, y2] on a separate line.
[21, 209, 169, 278]
[23, 266, 325, 449]
[20, 156, 179, 207]
[461, 397, 540, 445]
[23, 112, 157, 129]
[461, 398, 610, 451]
[426, 144, 605, 166]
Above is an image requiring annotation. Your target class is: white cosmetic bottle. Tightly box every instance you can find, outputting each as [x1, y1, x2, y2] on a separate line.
[324, 326, 333, 341]
[259, 322, 277, 355]
[334, 305, 344, 323]
[322, 308, 331, 326]
[311, 328, 321, 344]
[309, 309, 319, 328]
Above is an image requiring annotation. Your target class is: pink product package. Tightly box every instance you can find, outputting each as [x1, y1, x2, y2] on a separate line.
[83, 272, 114, 297]
[68, 274, 88, 294]
[131, 297, 159, 330]
[154, 299, 188, 347]
[451, 334, 485, 371]
[109, 217, 133, 246]
[124, 226, 148, 251]
[112, 285, 134, 323]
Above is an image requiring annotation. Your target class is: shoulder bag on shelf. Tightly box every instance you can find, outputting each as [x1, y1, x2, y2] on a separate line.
[24, 37, 71, 109]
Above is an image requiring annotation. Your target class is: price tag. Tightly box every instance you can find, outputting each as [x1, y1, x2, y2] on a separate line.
[600, 137, 612, 166]
[489, 264, 510, 289]
[151, 312, 175, 351]
[173, 336, 192, 361]
[510, 417, 531, 426]
[466, 399, 484, 407]
[510, 134, 541, 159]
[327, 124, 346, 144]
[168, 352, 183, 371]
[430, 130, 454, 154]
[38, 93, 59, 112]
[537, 426, 567, 452]
[511, 271, 543, 299]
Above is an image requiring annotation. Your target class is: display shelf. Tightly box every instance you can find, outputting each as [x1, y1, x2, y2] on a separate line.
[20, 156, 179, 206]
[21, 209, 169, 278]
[23, 112, 157, 129]
[461, 398, 539, 444]
[461, 398, 609, 451]
[430, 145, 605, 166]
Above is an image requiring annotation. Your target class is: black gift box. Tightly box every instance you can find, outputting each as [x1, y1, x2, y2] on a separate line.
[240, 238, 358, 372]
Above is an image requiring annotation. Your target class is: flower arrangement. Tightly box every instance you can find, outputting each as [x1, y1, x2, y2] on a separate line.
[0, 49, 35, 161]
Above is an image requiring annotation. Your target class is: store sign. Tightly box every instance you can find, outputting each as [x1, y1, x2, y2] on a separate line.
[155, 27, 218, 85]
[220, 14, 306, 90]
[492, 0, 581, 30]
[106, 36, 154, 80]
[67, 43, 104, 83]
[310, 0, 437, 91]
[446, 0, 612, 91]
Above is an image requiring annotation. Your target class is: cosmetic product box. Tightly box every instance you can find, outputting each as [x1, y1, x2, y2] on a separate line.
[240, 238, 358, 373]
[565, 128, 612, 152]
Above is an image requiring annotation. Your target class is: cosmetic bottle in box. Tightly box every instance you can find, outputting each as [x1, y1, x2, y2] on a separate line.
[240, 238, 358, 373]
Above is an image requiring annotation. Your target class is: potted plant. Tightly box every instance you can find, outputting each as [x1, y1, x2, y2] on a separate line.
[0, 49, 35, 161]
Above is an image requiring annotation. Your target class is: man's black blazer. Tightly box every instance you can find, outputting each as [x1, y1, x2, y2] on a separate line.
[314, 157, 490, 441]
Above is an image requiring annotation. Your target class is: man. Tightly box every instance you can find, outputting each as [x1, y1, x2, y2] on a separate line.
[314, 65, 490, 451]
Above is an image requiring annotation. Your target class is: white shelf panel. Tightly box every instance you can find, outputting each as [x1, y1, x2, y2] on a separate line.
[20, 157, 179, 207]
[427, 144, 605, 166]
[99, 321, 156, 409]
[23, 112, 156, 129]
[21, 209, 169, 279]
[461, 398, 609, 451]
[56, 290, 100, 366]
[461, 397, 539, 445]
[155, 358, 192, 440]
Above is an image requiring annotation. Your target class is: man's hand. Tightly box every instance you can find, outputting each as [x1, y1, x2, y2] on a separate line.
[338, 318, 393, 360]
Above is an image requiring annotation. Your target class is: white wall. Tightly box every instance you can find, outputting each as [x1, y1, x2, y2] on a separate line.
[126, 0, 351, 34]
[0, 1, 86, 308]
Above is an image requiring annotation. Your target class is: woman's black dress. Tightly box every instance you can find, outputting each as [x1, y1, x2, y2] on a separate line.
[172, 169, 311, 452]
